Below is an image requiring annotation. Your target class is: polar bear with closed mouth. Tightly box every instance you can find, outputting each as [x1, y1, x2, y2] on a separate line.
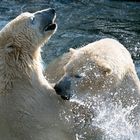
[54, 38, 140, 136]
[54, 39, 140, 100]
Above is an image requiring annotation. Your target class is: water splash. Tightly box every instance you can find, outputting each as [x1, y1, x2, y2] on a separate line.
[91, 99, 139, 140]
[67, 94, 140, 140]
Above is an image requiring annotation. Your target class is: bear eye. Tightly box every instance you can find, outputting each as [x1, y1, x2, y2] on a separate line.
[30, 16, 35, 24]
[74, 73, 86, 79]
[5, 45, 15, 53]
[74, 74, 82, 79]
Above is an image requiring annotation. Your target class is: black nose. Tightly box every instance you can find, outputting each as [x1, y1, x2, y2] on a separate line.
[50, 8, 55, 14]
[54, 76, 72, 100]
[54, 84, 72, 100]
[54, 76, 71, 94]
[54, 84, 62, 95]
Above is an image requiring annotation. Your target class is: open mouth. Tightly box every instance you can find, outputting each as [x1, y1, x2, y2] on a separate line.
[61, 95, 70, 100]
[44, 14, 57, 32]
[60, 93, 73, 100]
[44, 23, 56, 31]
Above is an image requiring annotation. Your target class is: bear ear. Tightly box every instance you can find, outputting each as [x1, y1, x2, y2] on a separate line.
[69, 48, 76, 54]
[102, 64, 112, 76]
[4, 38, 15, 53]
[97, 60, 112, 76]
[5, 43, 15, 53]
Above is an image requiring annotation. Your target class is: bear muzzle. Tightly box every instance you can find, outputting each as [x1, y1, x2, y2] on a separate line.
[54, 76, 73, 100]
[34, 8, 57, 32]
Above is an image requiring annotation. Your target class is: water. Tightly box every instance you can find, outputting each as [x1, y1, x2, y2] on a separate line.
[0, 0, 140, 139]
[69, 94, 140, 140]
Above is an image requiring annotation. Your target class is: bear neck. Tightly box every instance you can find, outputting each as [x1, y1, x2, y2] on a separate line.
[0, 47, 51, 94]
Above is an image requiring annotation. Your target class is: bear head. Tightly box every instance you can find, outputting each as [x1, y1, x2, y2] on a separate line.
[0, 8, 57, 57]
[54, 39, 134, 100]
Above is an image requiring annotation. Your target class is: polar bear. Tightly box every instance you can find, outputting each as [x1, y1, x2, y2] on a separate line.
[0, 9, 74, 140]
[54, 39, 140, 137]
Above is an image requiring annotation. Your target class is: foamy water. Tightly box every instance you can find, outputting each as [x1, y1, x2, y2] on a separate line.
[67, 94, 140, 140]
